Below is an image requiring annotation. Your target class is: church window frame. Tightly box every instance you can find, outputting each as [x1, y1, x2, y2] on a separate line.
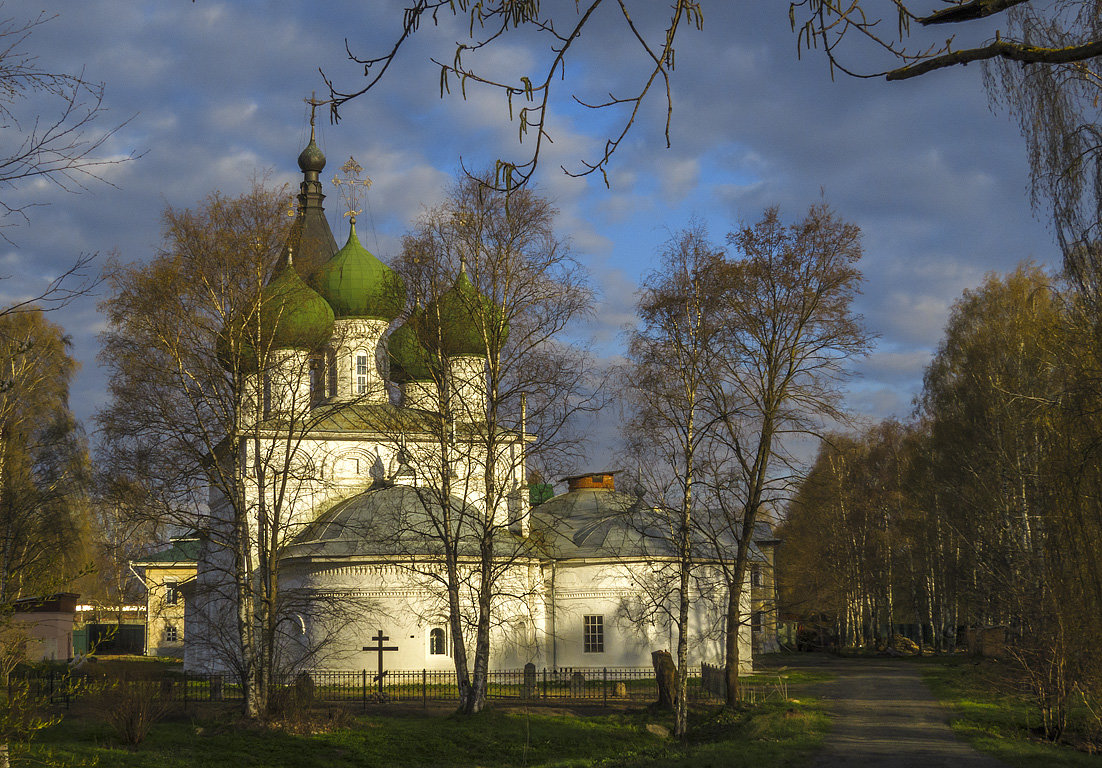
[309, 354, 325, 404]
[262, 373, 272, 417]
[356, 353, 369, 394]
[583, 615, 604, 653]
[429, 626, 448, 656]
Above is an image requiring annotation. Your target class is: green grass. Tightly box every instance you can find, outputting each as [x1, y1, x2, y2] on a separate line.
[922, 659, 1101, 767]
[18, 697, 828, 768]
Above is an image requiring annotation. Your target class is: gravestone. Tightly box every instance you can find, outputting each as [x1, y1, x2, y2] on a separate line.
[570, 671, 586, 697]
[522, 662, 537, 699]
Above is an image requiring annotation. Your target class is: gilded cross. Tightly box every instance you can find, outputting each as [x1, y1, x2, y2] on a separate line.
[332, 156, 372, 223]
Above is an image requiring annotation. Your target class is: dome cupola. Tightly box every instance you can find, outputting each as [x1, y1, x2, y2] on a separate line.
[297, 135, 326, 175]
[312, 218, 406, 321]
[258, 257, 335, 351]
[388, 307, 435, 383]
[419, 268, 505, 357]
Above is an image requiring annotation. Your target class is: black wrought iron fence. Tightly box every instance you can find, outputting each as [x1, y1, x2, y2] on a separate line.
[11, 664, 738, 710]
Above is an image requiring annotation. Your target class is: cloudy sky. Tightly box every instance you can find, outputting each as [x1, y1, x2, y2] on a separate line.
[2, 2, 1056, 467]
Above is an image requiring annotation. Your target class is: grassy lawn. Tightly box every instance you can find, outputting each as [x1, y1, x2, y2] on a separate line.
[17, 697, 828, 768]
[921, 658, 1101, 768]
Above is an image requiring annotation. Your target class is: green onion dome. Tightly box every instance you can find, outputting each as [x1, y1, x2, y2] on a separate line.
[258, 260, 335, 351]
[312, 219, 406, 320]
[388, 307, 435, 383]
[419, 269, 506, 357]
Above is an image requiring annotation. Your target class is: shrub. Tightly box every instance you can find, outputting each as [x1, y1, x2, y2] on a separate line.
[98, 679, 172, 745]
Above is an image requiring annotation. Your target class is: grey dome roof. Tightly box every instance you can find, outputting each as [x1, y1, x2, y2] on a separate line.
[284, 484, 521, 560]
[530, 489, 669, 559]
[531, 489, 776, 561]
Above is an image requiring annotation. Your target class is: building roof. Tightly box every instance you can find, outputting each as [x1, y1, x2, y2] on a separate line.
[419, 270, 505, 357]
[312, 219, 406, 321]
[132, 537, 201, 566]
[530, 488, 669, 559]
[530, 488, 775, 561]
[259, 260, 336, 351]
[283, 484, 527, 560]
[388, 307, 435, 383]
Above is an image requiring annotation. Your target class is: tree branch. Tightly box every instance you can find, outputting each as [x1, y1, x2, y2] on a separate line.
[887, 37, 1102, 80]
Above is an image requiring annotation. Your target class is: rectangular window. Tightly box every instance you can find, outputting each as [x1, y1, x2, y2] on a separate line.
[356, 354, 369, 394]
[164, 624, 178, 643]
[164, 581, 178, 606]
[327, 349, 337, 397]
[583, 615, 604, 653]
[262, 373, 272, 417]
[751, 611, 763, 633]
[751, 565, 762, 588]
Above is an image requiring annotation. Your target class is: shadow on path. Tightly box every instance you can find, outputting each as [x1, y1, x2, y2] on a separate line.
[773, 654, 1007, 768]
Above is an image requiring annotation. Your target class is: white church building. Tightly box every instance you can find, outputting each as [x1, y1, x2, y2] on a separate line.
[178, 132, 770, 677]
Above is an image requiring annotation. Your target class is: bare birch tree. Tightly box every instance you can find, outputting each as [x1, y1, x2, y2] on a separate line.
[385, 172, 596, 714]
[709, 205, 868, 702]
[98, 182, 366, 717]
[621, 224, 725, 736]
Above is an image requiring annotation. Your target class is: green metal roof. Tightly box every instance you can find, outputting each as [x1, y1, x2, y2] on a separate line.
[312, 220, 406, 321]
[419, 270, 505, 357]
[133, 538, 201, 565]
[388, 307, 436, 383]
[259, 261, 335, 350]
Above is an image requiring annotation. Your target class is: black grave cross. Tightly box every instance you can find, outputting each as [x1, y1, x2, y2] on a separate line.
[363, 630, 399, 694]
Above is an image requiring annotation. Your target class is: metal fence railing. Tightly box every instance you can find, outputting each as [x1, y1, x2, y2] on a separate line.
[12, 664, 766, 710]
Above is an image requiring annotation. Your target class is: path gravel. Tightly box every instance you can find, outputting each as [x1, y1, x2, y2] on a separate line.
[775, 655, 1008, 768]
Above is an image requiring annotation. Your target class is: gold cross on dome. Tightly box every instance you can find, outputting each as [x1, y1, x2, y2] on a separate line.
[304, 91, 329, 128]
[332, 156, 372, 222]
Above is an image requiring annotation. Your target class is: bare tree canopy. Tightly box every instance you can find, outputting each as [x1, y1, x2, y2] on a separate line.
[0, 6, 135, 236]
[325, 1, 1102, 191]
[791, 1, 1102, 80]
[324, 1, 704, 190]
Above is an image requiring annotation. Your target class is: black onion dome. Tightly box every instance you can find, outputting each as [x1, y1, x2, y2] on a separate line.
[297, 136, 326, 173]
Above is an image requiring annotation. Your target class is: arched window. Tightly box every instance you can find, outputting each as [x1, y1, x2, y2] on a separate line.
[429, 627, 447, 655]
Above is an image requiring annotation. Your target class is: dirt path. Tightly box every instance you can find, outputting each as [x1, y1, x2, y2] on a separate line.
[776, 655, 1007, 768]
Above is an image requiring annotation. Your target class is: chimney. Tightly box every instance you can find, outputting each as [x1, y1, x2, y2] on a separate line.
[564, 472, 616, 492]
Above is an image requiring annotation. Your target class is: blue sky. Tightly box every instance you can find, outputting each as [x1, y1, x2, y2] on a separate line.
[2, 2, 1057, 468]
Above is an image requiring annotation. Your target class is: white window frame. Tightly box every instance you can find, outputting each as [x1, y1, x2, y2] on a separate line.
[356, 354, 369, 394]
[164, 624, 178, 643]
[428, 626, 449, 656]
[583, 615, 604, 653]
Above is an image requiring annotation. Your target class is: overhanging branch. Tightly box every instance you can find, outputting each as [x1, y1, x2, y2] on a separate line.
[886, 37, 1102, 80]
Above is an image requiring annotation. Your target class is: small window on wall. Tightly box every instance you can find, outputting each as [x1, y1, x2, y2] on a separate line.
[751, 565, 762, 588]
[751, 611, 763, 633]
[356, 354, 369, 394]
[262, 373, 272, 417]
[164, 581, 178, 605]
[327, 349, 337, 397]
[429, 627, 448, 655]
[309, 355, 325, 403]
[164, 624, 178, 642]
[583, 615, 604, 653]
